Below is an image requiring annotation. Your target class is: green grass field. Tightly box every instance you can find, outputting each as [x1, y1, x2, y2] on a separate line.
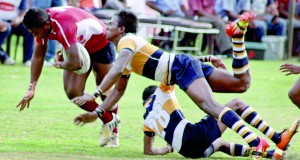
[1, 57, 300, 160]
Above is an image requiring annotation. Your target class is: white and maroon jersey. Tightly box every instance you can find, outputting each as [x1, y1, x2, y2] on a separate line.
[36, 6, 109, 53]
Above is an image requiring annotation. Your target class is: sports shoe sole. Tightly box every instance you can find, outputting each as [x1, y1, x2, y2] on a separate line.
[277, 119, 300, 150]
[225, 12, 256, 37]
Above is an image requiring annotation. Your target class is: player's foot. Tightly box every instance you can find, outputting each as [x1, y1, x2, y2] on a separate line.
[99, 113, 120, 147]
[276, 118, 300, 151]
[271, 149, 285, 160]
[99, 124, 112, 147]
[104, 133, 119, 148]
[246, 148, 263, 160]
[252, 137, 270, 160]
[261, 149, 285, 160]
[225, 11, 256, 37]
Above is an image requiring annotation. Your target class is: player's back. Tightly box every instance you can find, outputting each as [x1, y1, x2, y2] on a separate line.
[117, 34, 175, 84]
[46, 6, 109, 53]
[143, 84, 188, 152]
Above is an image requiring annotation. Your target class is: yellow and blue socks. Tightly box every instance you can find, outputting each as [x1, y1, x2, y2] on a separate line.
[219, 107, 260, 147]
[231, 34, 249, 74]
[237, 106, 280, 144]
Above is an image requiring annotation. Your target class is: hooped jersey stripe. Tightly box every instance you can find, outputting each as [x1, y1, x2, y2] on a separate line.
[143, 84, 187, 151]
[117, 34, 175, 84]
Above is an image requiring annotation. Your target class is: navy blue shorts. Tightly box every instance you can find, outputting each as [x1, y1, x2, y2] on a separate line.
[179, 115, 221, 158]
[170, 54, 214, 91]
[89, 42, 116, 64]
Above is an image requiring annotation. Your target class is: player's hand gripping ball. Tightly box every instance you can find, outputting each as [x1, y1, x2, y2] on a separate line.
[61, 43, 91, 74]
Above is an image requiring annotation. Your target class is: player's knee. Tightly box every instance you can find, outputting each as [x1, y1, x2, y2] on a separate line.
[236, 81, 250, 93]
[238, 85, 249, 93]
[235, 76, 251, 93]
[65, 89, 83, 100]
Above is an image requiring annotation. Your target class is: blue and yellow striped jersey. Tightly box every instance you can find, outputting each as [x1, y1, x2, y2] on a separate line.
[143, 83, 188, 152]
[117, 34, 175, 84]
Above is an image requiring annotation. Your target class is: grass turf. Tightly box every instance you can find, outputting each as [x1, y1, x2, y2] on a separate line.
[0, 57, 300, 160]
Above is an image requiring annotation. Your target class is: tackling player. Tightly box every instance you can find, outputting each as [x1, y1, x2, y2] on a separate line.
[71, 9, 270, 157]
[71, 9, 298, 158]
[16, 7, 120, 147]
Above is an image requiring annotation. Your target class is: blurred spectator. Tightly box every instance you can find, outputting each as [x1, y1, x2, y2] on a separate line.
[146, 0, 189, 17]
[278, 0, 300, 55]
[30, 0, 63, 66]
[277, 0, 300, 19]
[0, 0, 34, 66]
[101, 0, 125, 10]
[215, 0, 251, 21]
[68, 0, 125, 11]
[250, 0, 287, 42]
[146, 0, 192, 50]
[188, 0, 232, 55]
[0, 19, 14, 65]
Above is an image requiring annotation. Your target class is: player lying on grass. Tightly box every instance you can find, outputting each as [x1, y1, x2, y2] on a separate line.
[71, 9, 299, 159]
[141, 83, 300, 159]
[74, 83, 299, 159]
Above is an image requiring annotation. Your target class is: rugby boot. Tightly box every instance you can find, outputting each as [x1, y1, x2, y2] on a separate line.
[226, 11, 256, 37]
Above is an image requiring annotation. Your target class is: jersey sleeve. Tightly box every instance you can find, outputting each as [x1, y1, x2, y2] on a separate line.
[143, 124, 155, 132]
[117, 36, 136, 75]
[117, 37, 136, 53]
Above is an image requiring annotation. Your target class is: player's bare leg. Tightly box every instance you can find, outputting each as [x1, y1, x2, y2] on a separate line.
[186, 77, 269, 158]
[207, 68, 250, 93]
[225, 99, 300, 151]
[206, 12, 256, 93]
[63, 70, 90, 100]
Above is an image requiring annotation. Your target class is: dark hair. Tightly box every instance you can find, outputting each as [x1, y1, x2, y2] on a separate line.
[23, 8, 50, 29]
[115, 9, 138, 34]
[142, 85, 158, 102]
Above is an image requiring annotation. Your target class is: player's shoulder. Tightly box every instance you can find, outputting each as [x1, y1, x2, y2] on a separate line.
[120, 33, 137, 40]
[119, 33, 148, 46]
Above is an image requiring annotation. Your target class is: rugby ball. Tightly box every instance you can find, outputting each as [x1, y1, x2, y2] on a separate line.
[61, 43, 91, 74]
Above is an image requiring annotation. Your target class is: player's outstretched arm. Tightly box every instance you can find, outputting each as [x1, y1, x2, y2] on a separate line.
[16, 81, 37, 111]
[210, 55, 227, 69]
[74, 112, 98, 126]
[144, 134, 173, 155]
[197, 55, 227, 69]
[16, 44, 47, 111]
[280, 63, 300, 76]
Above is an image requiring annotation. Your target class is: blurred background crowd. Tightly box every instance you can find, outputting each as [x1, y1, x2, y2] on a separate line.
[0, 0, 299, 66]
